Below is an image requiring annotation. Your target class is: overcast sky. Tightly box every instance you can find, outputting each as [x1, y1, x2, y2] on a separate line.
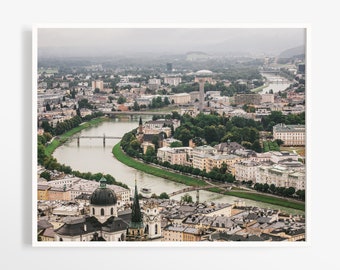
[38, 28, 306, 57]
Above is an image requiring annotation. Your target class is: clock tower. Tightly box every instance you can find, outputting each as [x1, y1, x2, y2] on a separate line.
[143, 200, 162, 240]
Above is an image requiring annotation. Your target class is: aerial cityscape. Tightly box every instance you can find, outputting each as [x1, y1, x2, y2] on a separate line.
[35, 27, 306, 244]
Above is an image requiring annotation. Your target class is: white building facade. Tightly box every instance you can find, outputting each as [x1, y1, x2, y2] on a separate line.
[273, 123, 305, 146]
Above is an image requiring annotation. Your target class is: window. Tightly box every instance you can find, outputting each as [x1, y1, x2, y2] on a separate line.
[155, 224, 158, 234]
[92, 208, 95, 215]
[101, 208, 104, 216]
[111, 207, 113, 215]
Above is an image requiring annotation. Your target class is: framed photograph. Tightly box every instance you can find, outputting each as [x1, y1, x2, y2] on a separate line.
[33, 24, 308, 247]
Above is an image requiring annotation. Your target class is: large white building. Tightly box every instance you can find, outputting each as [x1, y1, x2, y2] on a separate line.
[164, 76, 182, 86]
[191, 145, 243, 173]
[256, 164, 305, 190]
[192, 145, 217, 171]
[269, 151, 299, 163]
[45, 177, 130, 202]
[234, 160, 261, 182]
[169, 93, 191, 104]
[157, 146, 193, 166]
[273, 123, 305, 146]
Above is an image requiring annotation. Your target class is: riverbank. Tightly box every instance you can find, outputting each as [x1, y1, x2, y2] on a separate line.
[250, 82, 269, 93]
[112, 142, 208, 187]
[206, 186, 304, 211]
[45, 117, 108, 156]
[112, 142, 305, 211]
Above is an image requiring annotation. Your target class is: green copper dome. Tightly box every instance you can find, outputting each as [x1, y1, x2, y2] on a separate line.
[90, 177, 117, 206]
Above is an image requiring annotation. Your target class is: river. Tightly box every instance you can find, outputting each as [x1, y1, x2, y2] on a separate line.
[53, 116, 304, 215]
[260, 72, 292, 94]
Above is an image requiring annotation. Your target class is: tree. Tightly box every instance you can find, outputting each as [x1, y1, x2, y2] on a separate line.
[41, 121, 53, 134]
[164, 97, 170, 106]
[37, 144, 46, 164]
[46, 103, 51, 111]
[132, 101, 140, 111]
[269, 184, 276, 193]
[180, 193, 193, 203]
[252, 140, 262, 153]
[117, 96, 126, 104]
[170, 141, 183, 148]
[151, 135, 160, 149]
[159, 192, 169, 199]
[40, 171, 51, 181]
[275, 139, 284, 147]
[175, 128, 192, 146]
[145, 146, 156, 157]
[43, 132, 52, 142]
[286, 187, 296, 197]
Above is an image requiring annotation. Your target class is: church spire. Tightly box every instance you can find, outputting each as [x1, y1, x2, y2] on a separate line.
[138, 116, 143, 135]
[130, 175, 143, 228]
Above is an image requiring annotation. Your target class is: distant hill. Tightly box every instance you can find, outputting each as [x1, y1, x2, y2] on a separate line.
[185, 51, 212, 61]
[278, 45, 305, 58]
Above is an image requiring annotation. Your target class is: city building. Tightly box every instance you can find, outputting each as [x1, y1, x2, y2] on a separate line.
[234, 94, 262, 105]
[269, 151, 299, 163]
[195, 70, 213, 113]
[91, 80, 104, 91]
[164, 76, 181, 86]
[169, 93, 191, 105]
[273, 123, 305, 146]
[44, 177, 130, 202]
[189, 91, 200, 102]
[215, 141, 244, 154]
[234, 160, 261, 182]
[261, 94, 274, 104]
[166, 63, 173, 73]
[157, 146, 193, 166]
[144, 119, 180, 130]
[148, 78, 161, 90]
[192, 145, 217, 171]
[257, 164, 305, 190]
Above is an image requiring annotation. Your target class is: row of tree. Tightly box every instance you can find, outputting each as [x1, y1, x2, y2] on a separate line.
[253, 183, 305, 200]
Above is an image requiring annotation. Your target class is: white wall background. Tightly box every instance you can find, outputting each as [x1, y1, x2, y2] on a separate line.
[1, 0, 338, 269]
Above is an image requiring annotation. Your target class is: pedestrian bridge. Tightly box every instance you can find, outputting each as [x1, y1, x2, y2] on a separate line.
[168, 183, 232, 197]
[70, 135, 122, 146]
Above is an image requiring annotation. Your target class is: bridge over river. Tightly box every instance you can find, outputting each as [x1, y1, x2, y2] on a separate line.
[70, 135, 122, 146]
[98, 110, 172, 118]
[168, 183, 232, 202]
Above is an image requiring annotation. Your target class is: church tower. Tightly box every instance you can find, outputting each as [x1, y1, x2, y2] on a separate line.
[126, 177, 148, 241]
[137, 116, 144, 143]
[143, 200, 162, 240]
[138, 116, 143, 134]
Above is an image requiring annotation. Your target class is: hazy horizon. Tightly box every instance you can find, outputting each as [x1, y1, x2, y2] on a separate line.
[38, 28, 306, 58]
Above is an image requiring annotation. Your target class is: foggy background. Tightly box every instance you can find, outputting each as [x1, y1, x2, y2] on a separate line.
[38, 28, 306, 58]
